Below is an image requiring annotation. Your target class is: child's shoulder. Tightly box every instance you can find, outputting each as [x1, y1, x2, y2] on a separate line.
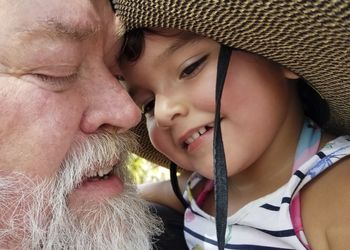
[301, 154, 350, 249]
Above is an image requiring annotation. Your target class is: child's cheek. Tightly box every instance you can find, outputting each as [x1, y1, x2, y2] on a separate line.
[147, 119, 169, 154]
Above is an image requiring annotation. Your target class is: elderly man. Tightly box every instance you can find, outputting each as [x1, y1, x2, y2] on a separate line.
[0, 0, 162, 249]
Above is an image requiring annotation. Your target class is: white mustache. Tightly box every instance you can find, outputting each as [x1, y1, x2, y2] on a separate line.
[0, 128, 163, 249]
[56, 128, 137, 196]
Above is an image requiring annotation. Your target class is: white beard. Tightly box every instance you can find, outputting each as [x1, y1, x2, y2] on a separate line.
[0, 129, 163, 249]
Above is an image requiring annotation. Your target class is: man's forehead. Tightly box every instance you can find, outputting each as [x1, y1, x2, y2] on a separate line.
[19, 17, 102, 42]
[5, 0, 121, 42]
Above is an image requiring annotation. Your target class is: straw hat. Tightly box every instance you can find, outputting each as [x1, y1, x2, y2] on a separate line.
[111, 0, 350, 168]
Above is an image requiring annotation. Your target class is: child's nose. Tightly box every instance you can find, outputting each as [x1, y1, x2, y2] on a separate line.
[155, 95, 188, 128]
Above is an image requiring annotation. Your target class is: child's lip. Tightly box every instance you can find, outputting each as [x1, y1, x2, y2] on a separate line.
[178, 122, 215, 149]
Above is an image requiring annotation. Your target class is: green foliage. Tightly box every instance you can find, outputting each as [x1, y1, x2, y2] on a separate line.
[127, 154, 170, 184]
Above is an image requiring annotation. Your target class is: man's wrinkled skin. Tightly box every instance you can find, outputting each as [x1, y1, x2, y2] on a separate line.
[0, 0, 162, 248]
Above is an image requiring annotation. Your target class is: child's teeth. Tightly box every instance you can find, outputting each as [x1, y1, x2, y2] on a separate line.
[185, 137, 194, 144]
[192, 132, 200, 140]
[199, 127, 207, 135]
[185, 126, 210, 145]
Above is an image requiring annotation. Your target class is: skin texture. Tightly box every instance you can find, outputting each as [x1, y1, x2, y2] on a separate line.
[0, 0, 139, 192]
[122, 32, 303, 192]
[0, 1, 165, 248]
[122, 31, 350, 249]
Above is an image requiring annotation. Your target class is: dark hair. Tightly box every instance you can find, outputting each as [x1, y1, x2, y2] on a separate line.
[297, 78, 329, 126]
[119, 28, 200, 63]
[119, 28, 147, 63]
[120, 29, 329, 127]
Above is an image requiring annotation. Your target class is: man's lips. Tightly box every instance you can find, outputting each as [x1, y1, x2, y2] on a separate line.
[69, 174, 124, 206]
[81, 158, 121, 182]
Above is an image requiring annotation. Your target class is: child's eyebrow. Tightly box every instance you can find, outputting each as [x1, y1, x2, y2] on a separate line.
[159, 36, 201, 60]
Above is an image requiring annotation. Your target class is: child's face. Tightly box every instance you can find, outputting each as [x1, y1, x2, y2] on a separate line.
[121, 31, 299, 179]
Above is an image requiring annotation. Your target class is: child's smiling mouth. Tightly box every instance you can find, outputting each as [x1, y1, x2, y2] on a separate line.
[181, 122, 215, 149]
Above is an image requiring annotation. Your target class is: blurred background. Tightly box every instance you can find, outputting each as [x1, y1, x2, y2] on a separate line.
[128, 154, 169, 184]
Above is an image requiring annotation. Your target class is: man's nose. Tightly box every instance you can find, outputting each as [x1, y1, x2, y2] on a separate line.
[155, 94, 188, 128]
[80, 70, 141, 134]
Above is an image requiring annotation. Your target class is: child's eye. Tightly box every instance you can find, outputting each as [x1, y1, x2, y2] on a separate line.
[141, 98, 155, 116]
[180, 55, 208, 79]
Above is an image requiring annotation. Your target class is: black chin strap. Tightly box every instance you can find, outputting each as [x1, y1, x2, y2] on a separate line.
[168, 45, 232, 249]
[214, 45, 232, 250]
[170, 162, 189, 209]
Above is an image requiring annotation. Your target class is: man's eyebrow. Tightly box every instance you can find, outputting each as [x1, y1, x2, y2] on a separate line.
[21, 17, 102, 42]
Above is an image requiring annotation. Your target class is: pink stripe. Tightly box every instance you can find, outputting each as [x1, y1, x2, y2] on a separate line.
[196, 180, 214, 207]
[290, 140, 320, 249]
[293, 143, 319, 171]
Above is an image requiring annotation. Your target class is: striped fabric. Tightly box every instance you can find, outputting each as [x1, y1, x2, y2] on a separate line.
[183, 134, 350, 249]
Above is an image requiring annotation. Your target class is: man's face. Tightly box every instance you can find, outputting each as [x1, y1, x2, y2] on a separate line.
[0, 0, 160, 248]
[0, 0, 141, 180]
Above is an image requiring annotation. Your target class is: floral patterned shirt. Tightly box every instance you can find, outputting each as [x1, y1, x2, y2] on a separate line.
[183, 134, 350, 249]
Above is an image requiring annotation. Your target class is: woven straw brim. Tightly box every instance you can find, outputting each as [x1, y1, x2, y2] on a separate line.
[112, 0, 350, 167]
